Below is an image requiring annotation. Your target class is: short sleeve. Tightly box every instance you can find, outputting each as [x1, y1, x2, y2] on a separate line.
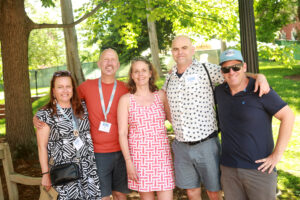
[260, 89, 287, 115]
[77, 82, 85, 100]
[36, 109, 52, 126]
[204, 63, 224, 86]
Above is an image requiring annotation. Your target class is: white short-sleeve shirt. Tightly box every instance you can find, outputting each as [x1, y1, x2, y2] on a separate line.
[163, 59, 224, 142]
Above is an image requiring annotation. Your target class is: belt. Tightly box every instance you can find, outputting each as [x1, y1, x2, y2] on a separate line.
[182, 131, 218, 145]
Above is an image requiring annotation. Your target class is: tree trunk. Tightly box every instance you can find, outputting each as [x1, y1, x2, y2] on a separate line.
[0, 0, 103, 158]
[0, 0, 36, 155]
[60, 0, 85, 86]
[298, 0, 300, 21]
[238, 0, 259, 73]
[146, 0, 163, 77]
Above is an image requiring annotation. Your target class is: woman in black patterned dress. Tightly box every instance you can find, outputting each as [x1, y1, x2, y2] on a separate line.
[36, 71, 101, 199]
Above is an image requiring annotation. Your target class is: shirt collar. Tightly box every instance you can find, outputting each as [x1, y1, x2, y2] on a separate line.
[172, 59, 199, 75]
[224, 77, 255, 96]
[245, 77, 255, 92]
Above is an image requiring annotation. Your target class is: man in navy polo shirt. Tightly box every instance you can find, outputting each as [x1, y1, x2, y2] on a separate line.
[215, 49, 295, 200]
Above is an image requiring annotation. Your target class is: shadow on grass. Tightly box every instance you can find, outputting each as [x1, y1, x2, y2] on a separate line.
[277, 170, 300, 199]
[0, 95, 50, 135]
[259, 63, 300, 112]
[31, 94, 50, 114]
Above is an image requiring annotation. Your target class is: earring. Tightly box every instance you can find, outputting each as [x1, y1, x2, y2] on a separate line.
[53, 98, 57, 105]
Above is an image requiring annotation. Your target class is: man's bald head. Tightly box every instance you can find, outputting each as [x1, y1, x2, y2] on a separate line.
[99, 48, 119, 62]
[172, 35, 193, 47]
[171, 35, 195, 70]
[97, 48, 120, 78]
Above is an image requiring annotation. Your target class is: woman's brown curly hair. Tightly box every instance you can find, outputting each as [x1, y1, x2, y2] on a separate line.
[127, 57, 159, 94]
[42, 70, 84, 118]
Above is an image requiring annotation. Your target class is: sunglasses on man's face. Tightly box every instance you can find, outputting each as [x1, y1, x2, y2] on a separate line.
[221, 63, 243, 74]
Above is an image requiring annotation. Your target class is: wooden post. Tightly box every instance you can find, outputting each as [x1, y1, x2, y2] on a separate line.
[0, 146, 4, 200]
[1, 143, 19, 200]
[0, 142, 50, 200]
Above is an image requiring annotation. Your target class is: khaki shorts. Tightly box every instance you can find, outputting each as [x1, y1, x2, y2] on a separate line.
[220, 165, 277, 200]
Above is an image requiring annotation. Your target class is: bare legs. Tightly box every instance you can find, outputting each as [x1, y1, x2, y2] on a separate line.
[139, 190, 173, 200]
[101, 191, 127, 200]
[186, 188, 222, 200]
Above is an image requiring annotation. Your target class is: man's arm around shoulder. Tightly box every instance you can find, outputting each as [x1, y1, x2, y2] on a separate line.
[246, 73, 270, 97]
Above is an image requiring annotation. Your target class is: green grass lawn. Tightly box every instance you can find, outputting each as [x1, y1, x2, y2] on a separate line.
[259, 61, 300, 199]
[0, 61, 299, 199]
[0, 87, 49, 104]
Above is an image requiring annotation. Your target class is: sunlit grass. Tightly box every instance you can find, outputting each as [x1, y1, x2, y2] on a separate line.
[259, 61, 300, 199]
[272, 115, 300, 199]
[0, 87, 49, 104]
[30, 87, 50, 96]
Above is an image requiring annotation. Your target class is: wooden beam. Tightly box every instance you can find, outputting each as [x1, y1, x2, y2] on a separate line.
[0, 150, 4, 159]
[10, 174, 41, 185]
[0, 169, 4, 200]
[1, 143, 18, 200]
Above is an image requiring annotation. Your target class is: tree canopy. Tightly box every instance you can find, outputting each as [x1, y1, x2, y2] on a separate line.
[0, 0, 104, 155]
[254, 0, 298, 43]
[80, 0, 175, 63]
[80, 0, 240, 62]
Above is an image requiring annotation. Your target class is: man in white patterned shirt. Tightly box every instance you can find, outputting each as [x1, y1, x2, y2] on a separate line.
[163, 35, 270, 200]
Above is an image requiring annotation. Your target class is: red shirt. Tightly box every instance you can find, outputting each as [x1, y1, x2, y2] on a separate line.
[77, 79, 128, 153]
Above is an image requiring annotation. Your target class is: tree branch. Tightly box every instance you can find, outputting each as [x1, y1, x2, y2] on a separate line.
[195, 16, 229, 29]
[32, 2, 106, 29]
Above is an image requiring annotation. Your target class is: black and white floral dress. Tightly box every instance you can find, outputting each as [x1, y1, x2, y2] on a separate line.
[36, 102, 101, 200]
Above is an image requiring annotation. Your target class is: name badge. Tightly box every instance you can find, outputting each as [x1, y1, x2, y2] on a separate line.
[185, 74, 198, 84]
[99, 121, 111, 133]
[73, 137, 84, 151]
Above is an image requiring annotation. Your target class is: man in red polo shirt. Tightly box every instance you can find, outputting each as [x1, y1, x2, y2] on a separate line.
[77, 48, 129, 200]
[35, 48, 129, 200]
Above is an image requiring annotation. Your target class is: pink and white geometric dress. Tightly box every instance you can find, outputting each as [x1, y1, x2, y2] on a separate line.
[128, 92, 175, 192]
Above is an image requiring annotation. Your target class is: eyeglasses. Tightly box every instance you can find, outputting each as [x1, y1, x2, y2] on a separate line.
[221, 63, 243, 74]
[53, 70, 72, 77]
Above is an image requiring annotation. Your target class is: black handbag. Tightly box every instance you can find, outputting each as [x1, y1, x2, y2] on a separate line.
[50, 162, 80, 186]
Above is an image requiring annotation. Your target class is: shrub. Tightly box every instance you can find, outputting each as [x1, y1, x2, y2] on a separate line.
[257, 42, 297, 69]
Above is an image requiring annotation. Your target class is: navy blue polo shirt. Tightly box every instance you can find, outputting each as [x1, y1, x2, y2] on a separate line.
[215, 77, 287, 169]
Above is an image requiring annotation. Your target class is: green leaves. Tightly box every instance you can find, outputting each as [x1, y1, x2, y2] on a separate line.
[254, 0, 298, 43]
[79, 0, 243, 62]
[28, 29, 65, 70]
[40, 0, 56, 8]
[257, 41, 297, 68]
[80, 0, 176, 62]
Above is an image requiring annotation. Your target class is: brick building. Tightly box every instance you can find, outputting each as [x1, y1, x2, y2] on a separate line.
[280, 21, 300, 40]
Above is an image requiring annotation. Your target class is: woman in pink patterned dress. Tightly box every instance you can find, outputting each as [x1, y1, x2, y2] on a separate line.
[118, 57, 175, 200]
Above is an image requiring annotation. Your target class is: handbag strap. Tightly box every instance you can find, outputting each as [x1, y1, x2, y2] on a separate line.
[202, 63, 220, 132]
[50, 109, 81, 166]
